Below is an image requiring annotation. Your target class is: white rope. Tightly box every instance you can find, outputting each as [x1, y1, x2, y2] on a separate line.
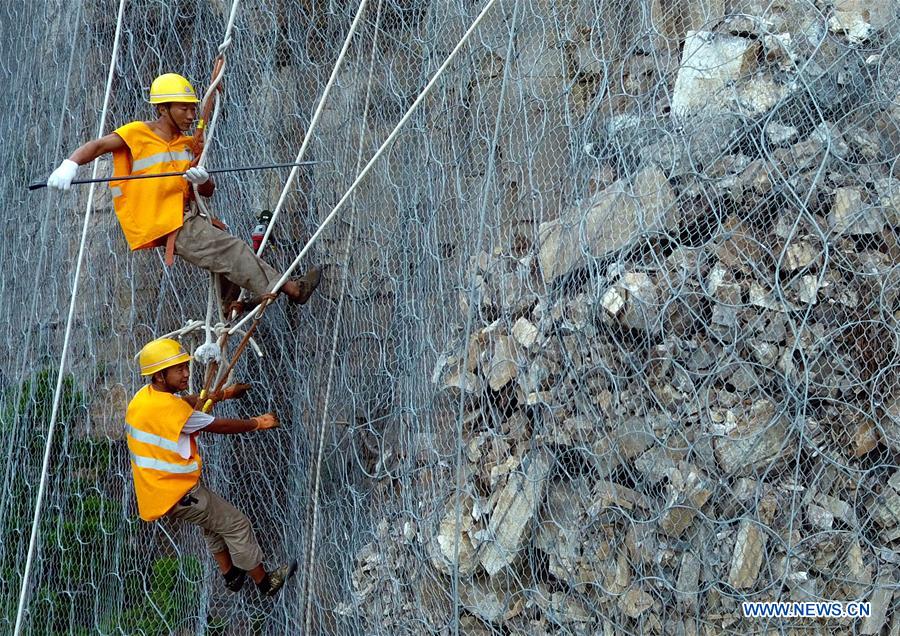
[191, 0, 240, 214]
[194, 273, 221, 364]
[188, 0, 241, 368]
[196, 87, 224, 171]
[13, 0, 128, 632]
[253, 0, 372, 258]
[193, 92, 225, 368]
[159, 319, 207, 340]
[302, 0, 384, 628]
[229, 0, 504, 336]
[133, 319, 262, 361]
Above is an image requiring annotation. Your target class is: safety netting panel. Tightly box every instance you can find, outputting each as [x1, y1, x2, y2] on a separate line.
[2, 0, 900, 634]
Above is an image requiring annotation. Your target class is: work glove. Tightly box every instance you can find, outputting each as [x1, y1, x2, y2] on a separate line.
[47, 159, 79, 191]
[214, 383, 251, 402]
[184, 166, 209, 185]
[252, 413, 279, 431]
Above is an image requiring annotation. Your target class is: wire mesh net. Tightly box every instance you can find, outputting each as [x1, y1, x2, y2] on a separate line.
[2, 0, 900, 633]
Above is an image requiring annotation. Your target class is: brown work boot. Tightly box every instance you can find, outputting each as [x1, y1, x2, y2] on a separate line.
[258, 560, 298, 598]
[286, 267, 321, 305]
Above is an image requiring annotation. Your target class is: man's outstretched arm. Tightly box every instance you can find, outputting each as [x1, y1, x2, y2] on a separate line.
[69, 133, 127, 164]
[47, 133, 127, 190]
[205, 413, 279, 434]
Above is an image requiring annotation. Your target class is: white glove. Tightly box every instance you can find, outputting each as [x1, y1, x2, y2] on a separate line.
[47, 159, 79, 191]
[184, 166, 210, 185]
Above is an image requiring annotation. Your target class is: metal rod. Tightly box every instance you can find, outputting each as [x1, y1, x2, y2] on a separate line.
[28, 160, 320, 191]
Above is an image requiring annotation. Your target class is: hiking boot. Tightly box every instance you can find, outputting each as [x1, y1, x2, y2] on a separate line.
[259, 560, 298, 598]
[223, 566, 247, 593]
[291, 267, 321, 305]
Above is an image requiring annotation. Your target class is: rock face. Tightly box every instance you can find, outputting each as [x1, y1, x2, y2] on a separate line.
[538, 166, 675, 282]
[671, 31, 760, 117]
[346, 1, 900, 633]
[479, 449, 552, 575]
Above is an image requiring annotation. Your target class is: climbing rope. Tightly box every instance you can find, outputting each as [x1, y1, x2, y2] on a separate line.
[137, 320, 262, 365]
[13, 1, 128, 633]
[180, 0, 244, 412]
[192, 0, 241, 165]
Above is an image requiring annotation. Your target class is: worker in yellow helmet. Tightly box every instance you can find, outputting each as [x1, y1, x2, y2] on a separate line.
[46, 73, 320, 309]
[126, 337, 297, 596]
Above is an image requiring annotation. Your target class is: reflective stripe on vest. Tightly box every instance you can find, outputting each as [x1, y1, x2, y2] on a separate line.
[129, 450, 199, 474]
[110, 186, 123, 198]
[132, 150, 193, 173]
[126, 423, 179, 453]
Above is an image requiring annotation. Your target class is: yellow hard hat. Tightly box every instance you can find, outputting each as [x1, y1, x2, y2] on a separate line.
[149, 73, 200, 104]
[138, 338, 192, 376]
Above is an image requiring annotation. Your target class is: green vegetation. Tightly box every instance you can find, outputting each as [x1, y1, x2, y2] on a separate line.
[1, 369, 203, 635]
[111, 556, 202, 635]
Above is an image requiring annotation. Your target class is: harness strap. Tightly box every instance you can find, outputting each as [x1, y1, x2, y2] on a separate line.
[164, 229, 179, 267]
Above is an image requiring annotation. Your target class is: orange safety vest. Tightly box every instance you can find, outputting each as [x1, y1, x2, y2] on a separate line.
[110, 121, 194, 251]
[125, 384, 202, 521]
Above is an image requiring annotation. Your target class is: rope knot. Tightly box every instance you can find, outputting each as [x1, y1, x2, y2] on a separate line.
[194, 341, 222, 365]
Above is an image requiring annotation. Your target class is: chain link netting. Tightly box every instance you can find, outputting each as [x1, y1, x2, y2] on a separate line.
[2, 0, 900, 633]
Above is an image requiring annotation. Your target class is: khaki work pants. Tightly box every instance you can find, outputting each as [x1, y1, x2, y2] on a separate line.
[167, 481, 264, 571]
[174, 210, 280, 297]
